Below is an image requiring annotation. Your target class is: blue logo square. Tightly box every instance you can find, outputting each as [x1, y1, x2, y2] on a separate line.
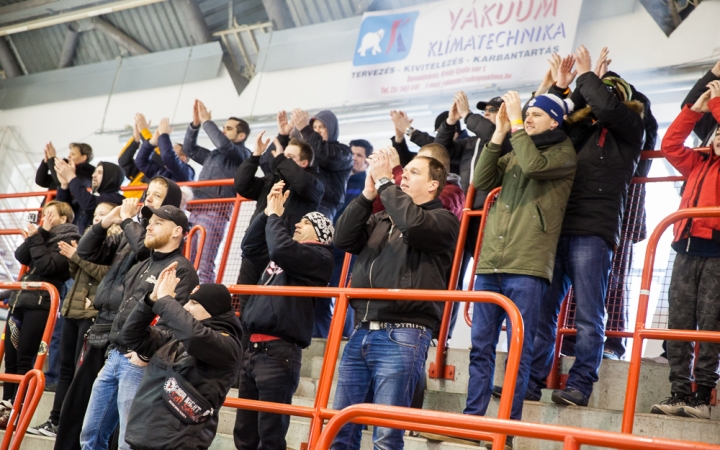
[353, 11, 419, 66]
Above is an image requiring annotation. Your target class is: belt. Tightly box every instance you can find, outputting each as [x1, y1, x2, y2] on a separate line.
[358, 321, 427, 331]
[250, 333, 281, 343]
[248, 339, 297, 351]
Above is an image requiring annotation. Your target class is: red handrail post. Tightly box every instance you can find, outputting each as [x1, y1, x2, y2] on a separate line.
[184, 224, 207, 270]
[547, 294, 570, 389]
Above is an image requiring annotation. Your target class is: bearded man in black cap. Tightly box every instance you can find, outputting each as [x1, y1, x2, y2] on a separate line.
[122, 272, 242, 450]
[234, 181, 334, 450]
[80, 204, 198, 450]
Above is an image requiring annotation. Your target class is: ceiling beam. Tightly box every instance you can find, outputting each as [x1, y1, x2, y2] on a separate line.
[0, 38, 22, 78]
[0, 0, 59, 17]
[172, 0, 211, 45]
[91, 17, 149, 55]
[58, 24, 79, 68]
[0, 0, 168, 37]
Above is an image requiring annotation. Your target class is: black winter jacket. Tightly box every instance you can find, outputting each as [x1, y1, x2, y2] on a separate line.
[109, 247, 198, 353]
[123, 296, 242, 450]
[552, 72, 644, 247]
[56, 162, 126, 234]
[183, 122, 251, 199]
[241, 214, 334, 348]
[78, 219, 149, 324]
[297, 112, 353, 220]
[234, 152, 324, 230]
[334, 186, 459, 331]
[11, 223, 81, 310]
[35, 158, 94, 192]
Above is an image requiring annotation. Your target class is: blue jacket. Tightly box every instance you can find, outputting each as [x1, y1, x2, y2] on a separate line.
[183, 121, 251, 199]
[135, 135, 195, 183]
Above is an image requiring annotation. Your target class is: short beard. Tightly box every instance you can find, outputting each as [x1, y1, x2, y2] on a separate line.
[144, 233, 171, 250]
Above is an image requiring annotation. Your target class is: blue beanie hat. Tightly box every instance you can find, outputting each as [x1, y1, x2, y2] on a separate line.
[527, 94, 573, 126]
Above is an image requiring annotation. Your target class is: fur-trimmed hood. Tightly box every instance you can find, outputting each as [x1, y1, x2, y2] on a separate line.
[566, 100, 645, 125]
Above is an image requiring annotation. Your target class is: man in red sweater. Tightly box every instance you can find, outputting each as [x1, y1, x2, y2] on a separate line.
[651, 80, 720, 420]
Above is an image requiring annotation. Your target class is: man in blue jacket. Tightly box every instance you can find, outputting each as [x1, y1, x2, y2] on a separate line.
[183, 99, 251, 284]
[233, 182, 334, 450]
[135, 117, 195, 183]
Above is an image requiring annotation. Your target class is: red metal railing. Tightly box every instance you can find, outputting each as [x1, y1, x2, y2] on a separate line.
[0, 282, 59, 450]
[222, 285, 524, 450]
[621, 206, 720, 433]
[184, 224, 206, 270]
[1, 370, 45, 450]
[315, 403, 719, 450]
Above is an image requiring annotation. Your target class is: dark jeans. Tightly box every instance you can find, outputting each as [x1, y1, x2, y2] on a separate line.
[237, 258, 263, 351]
[667, 252, 720, 395]
[234, 340, 302, 450]
[528, 235, 613, 400]
[53, 342, 108, 450]
[49, 317, 93, 424]
[3, 307, 50, 401]
[465, 274, 547, 421]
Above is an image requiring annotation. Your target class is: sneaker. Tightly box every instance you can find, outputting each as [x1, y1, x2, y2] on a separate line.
[28, 420, 57, 437]
[0, 409, 11, 429]
[551, 388, 588, 407]
[678, 395, 711, 419]
[0, 400, 12, 412]
[44, 383, 57, 393]
[491, 386, 541, 401]
[484, 436, 514, 449]
[602, 349, 620, 360]
[650, 393, 689, 416]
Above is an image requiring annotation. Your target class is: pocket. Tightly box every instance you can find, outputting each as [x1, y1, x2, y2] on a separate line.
[533, 203, 546, 232]
[388, 328, 423, 349]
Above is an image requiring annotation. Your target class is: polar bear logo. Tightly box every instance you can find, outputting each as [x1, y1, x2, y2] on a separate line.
[357, 29, 385, 57]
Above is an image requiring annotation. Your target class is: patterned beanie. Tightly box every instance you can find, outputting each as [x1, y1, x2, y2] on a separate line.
[602, 76, 632, 102]
[303, 212, 334, 245]
[527, 94, 573, 126]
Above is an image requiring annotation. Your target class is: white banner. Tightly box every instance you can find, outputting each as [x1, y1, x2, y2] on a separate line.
[346, 0, 583, 101]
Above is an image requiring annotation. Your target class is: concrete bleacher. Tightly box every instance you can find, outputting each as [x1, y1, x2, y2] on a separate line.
[4, 338, 719, 450]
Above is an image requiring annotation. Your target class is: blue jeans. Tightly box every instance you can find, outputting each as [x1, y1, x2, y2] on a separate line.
[46, 279, 72, 385]
[464, 274, 547, 421]
[331, 325, 431, 450]
[527, 235, 613, 400]
[80, 349, 146, 450]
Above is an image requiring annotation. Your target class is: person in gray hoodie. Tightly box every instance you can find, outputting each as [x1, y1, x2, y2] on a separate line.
[183, 99, 251, 284]
[281, 108, 353, 221]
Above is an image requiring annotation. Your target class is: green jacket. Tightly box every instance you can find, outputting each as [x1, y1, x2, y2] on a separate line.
[473, 129, 576, 281]
[61, 252, 109, 320]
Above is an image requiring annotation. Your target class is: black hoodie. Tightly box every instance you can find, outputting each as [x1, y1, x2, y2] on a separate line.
[56, 161, 126, 234]
[241, 213, 334, 348]
[123, 296, 242, 450]
[77, 177, 184, 325]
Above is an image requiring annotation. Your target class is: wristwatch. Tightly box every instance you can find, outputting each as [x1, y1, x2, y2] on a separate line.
[375, 177, 392, 191]
[405, 127, 415, 137]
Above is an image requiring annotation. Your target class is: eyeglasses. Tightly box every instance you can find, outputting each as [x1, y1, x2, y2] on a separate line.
[482, 108, 499, 115]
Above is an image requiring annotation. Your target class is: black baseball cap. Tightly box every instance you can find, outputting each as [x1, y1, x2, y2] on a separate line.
[141, 205, 190, 232]
[476, 97, 504, 111]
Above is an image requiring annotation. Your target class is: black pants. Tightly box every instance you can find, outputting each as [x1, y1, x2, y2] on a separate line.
[237, 258, 262, 351]
[234, 340, 302, 450]
[3, 307, 50, 401]
[49, 317, 93, 424]
[53, 341, 108, 450]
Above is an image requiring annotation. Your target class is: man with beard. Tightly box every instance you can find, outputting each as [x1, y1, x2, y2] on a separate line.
[55, 159, 126, 234]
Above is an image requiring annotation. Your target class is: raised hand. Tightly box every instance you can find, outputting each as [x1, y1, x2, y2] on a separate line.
[54, 158, 77, 184]
[291, 109, 310, 130]
[556, 54, 577, 89]
[197, 100, 211, 123]
[135, 113, 151, 132]
[277, 110, 294, 135]
[149, 128, 160, 146]
[150, 262, 177, 301]
[192, 100, 201, 127]
[708, 80, 720, 99]
[691, 90, 712, 113]
[368, 147, 394, 182]
[119, 197, 141, 221]
[264, 181, 288, 217]
[453, 91, 471, 118]
[593, 47, 611, 78]
[157, 117, 173, 136]
[26, 222, 39, 237]
[272, 137, 283, 158]
[101, 205, 123, 229]
[496, 103, 511, 135]
[133, 122, 141, 143]
[58, 240, 78, 259]
[157, 262, 180, 299]
[45, 142, 57, 162]
[448, 100, 461, 125]
[574, 45, 592, 76]
[254, 130, 271, 157]
[500, 91, 523, 124]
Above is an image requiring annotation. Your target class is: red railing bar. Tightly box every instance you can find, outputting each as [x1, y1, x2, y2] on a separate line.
[215, 196, 246, 283]
[1, 370, 44, 450]
[338, 254, 351, 288]
[622, 207, 720, 433]
[184, 225, 206, 270]
[315, 404, 719, 450]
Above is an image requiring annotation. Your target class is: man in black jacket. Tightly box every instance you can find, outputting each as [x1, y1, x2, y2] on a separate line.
[234, 127, 325, 319]
[527, 46, 644, 407]
[51, 176, 184, 450]
[35, 142, 94, 195]
[55, 160, 126, 234]
[331, 152, 459, 450]
[80, 204, 198, 450]
[184, 99, 251, 284]
[123, 275, 242, 450]
[234, 182, 334, 450]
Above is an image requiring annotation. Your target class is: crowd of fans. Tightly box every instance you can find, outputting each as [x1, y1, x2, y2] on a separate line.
[2, 45, 718, 450]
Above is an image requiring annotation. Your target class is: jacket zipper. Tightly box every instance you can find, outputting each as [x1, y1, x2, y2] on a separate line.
[364, 219, 396, 321]
[683, 157, 713, 246]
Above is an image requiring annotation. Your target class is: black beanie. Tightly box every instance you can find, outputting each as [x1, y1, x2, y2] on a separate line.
[189, 283, 232, 317]
[151, 176, 182, 208]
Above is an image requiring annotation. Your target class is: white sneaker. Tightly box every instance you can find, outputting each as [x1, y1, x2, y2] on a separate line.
[679, 397, 711, 419]
[651, 394, 689, 416]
